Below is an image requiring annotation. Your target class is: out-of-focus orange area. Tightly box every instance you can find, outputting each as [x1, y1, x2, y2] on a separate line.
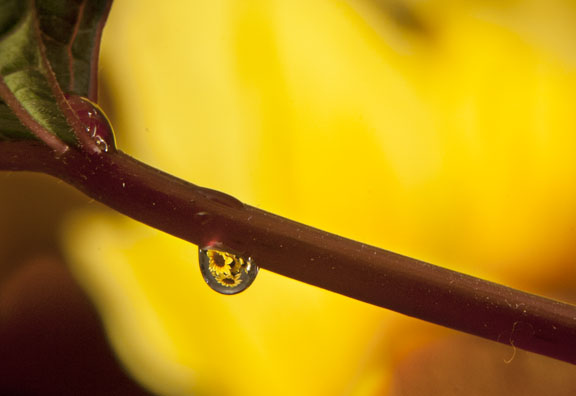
[2, 0, 576, 395]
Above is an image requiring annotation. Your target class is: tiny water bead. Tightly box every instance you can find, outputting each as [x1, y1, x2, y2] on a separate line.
[198, 247, 258, 295]
[65, 94, 116, 152]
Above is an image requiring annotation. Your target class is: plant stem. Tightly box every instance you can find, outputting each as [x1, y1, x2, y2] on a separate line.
[2, 140, 576, 365]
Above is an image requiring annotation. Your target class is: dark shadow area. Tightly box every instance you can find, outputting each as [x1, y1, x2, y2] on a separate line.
[0, 255, 155, 396]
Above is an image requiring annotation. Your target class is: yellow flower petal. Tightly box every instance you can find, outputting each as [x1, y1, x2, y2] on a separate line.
[62, 0, 576, 394]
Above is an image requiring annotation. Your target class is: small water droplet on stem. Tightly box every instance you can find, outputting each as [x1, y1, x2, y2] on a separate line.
[65, 94, 116, 152]
[197, 187, 244, 209]
[194, 211, 212, 225]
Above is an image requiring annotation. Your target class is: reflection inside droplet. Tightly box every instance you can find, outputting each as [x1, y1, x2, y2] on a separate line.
[65, 94, 116, 152]
[198, 246, 258, 295]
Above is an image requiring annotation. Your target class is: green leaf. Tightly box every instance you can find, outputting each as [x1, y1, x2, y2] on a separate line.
[0, 0, 112, 150]
[36, 0, 112, 100]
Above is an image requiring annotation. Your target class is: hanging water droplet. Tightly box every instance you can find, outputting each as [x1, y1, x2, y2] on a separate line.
[198, 246, 258, 295]
[65, 94, 116, 152]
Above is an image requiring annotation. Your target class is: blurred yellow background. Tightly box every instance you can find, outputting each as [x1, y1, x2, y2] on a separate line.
[60, 0, 576, 394]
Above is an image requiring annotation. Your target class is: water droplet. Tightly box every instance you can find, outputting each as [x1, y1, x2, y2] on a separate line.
[198, 246, 258, 295]
[65, 94, 116, 152]
[197, 186, 244, 209]
[194, 211, 212, 225]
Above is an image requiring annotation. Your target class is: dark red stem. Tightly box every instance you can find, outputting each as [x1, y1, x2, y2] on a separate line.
[2, 140, 575, 365]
